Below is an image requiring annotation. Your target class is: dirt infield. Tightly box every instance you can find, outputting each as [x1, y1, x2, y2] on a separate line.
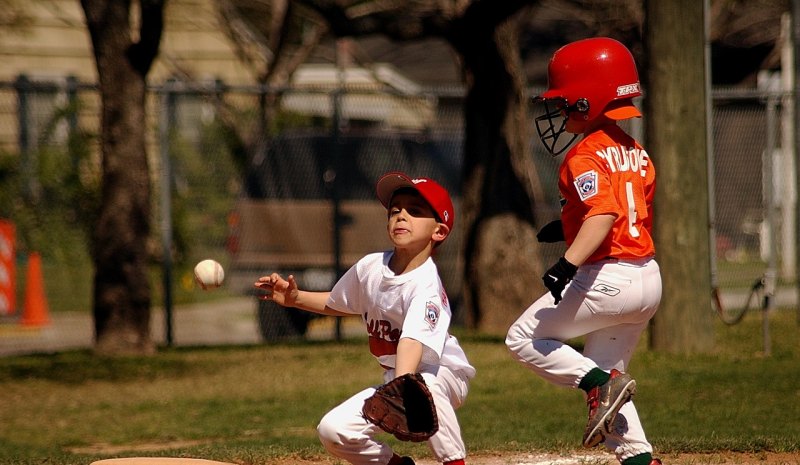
[264, 452, 799, 465]
[462, 452, 799, 465]
[70, 440, 798, 465]
[70, 442, 798, 465]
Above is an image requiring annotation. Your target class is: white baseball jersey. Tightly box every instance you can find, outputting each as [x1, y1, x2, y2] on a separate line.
[327, 251, 475, 378]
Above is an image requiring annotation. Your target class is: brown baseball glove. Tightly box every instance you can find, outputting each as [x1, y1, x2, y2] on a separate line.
[362, 373, 439, 442]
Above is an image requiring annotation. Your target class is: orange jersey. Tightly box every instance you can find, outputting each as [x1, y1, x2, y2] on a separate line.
[559, 124, 655, 262]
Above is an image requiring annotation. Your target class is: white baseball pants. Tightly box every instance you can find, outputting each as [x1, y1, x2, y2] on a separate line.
[317, 366, 470, 465]
[505, 257, 661, 461]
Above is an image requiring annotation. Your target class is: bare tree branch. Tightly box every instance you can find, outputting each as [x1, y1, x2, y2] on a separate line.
[269, 0, 289, 50]
[296, 0, 451, 38]
[266, 19, 328, 86]
[216, 0, 273, 78]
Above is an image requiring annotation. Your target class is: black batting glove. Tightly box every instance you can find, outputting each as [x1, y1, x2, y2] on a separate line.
[537, 220, 565, 243]
[542, 256, 578, 304]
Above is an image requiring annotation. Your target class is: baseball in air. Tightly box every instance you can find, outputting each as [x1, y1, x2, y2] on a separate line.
[194, 259, 225, 290]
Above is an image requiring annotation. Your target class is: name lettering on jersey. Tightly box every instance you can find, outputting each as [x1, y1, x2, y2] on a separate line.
[574, 170, 598, 201]
[425, 301, 440, 328]
[368, 336, 398, 357]
[595, 146, 650, 177]
[366, 315, 401, 342]
[366, 315, 401, 357]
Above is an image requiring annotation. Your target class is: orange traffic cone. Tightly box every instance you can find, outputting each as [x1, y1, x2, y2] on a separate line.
[20, 252, 50, 327]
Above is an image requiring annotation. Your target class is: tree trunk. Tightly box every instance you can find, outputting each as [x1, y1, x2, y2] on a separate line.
[644, 0, 715, 353]
[455, 12, 544, 334]
[82, 0, 165, 355]
[268, 0, 547, 334]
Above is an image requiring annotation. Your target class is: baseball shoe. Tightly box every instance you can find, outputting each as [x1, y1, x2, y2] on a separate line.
[582, 369, 636, 448]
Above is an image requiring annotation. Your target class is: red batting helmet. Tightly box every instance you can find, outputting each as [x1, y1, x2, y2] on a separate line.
[534, 37, 642, 155]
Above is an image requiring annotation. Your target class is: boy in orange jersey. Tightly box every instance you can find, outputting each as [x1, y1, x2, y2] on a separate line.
[506, 38, 662, 465]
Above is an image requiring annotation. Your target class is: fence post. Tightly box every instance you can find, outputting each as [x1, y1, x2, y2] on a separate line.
[329, 89, 344, 341]
[66, 76, 80, 174]
[763, 87, 779, 356]
[160, 79, 177, 346]
[14, 74, 35, 200]
[66, 75, 79, 134]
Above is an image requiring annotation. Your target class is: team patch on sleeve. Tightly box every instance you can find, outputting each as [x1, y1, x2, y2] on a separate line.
[425, 301, 440, 328]
[574, 170, 599, 201]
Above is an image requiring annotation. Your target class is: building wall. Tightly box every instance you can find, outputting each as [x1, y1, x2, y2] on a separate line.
[0, 1, 94, 83]
[0, 0, 260, 153]
[0, 0, 258, 84]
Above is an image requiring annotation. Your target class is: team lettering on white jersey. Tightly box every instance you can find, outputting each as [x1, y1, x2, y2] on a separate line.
[595, 145, 650, 177]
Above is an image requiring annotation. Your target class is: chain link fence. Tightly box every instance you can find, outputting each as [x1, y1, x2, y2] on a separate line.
[0, 75, 795, 354]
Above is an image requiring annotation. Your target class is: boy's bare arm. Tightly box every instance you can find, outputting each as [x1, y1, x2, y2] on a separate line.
[254, 273, 351, 317]
[395, 337, 424, 377]
[564, 214, 615, 266]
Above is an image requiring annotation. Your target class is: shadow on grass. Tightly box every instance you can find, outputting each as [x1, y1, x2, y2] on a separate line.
[0, 337, 370, 384]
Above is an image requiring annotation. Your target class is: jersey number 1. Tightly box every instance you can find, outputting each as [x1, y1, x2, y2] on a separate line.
[625, 182, 641, 238]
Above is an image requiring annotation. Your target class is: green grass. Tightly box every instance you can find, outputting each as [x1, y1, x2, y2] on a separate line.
[0, 309, 797, 464]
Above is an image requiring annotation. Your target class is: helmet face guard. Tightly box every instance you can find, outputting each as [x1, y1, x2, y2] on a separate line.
[534, 97, 587, 156]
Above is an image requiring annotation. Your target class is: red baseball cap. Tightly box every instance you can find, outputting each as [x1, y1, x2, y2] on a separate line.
[376, 172, 455, 232]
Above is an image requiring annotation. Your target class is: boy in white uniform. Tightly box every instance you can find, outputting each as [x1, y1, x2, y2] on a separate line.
[255, 171, 475, 465]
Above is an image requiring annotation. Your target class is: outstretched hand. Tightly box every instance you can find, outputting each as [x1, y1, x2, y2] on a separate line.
[254, 273, 300, 307]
